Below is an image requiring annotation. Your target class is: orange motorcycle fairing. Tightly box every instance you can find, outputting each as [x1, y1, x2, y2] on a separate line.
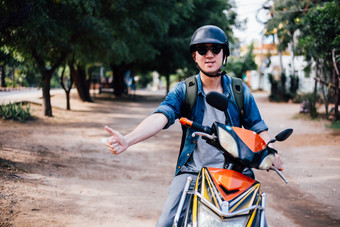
[188, 167, 263, 226]
[207, 167, 257, 202]
[231, 127, 267, 153]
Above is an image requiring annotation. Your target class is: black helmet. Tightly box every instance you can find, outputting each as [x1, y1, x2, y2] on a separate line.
[190, 25, 230, 57]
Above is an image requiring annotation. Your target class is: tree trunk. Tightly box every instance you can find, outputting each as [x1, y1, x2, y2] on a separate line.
[31, 50, 68, 116]
[280, 73, 286, 102]
[258, 35, 265, 90]
[312, 59, 319, 118]
[166, 74, 170, 94]
[333, 71, 339, 121]
[110, 63, 129, 97]
[66, 92, 71, 110]
[11, 66, 15, 88]
[42, 71, 53, 116]
[59, 65, 73, 110]
[0, 65, 6, 87]
[320, 66, 330, 118]
[71, 64, 92, 102]
[332, 49, 339, 121]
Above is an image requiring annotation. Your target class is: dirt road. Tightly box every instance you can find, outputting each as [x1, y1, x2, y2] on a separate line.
[1, 90, 339, 227]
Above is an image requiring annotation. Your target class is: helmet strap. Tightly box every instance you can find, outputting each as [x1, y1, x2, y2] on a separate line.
[195, 57, 227, 78]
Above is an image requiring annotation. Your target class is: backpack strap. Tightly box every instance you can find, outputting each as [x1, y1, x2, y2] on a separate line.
[231, 77, 244, 126]
[182, 76, 197, 118]
[179, 76, 197, 153]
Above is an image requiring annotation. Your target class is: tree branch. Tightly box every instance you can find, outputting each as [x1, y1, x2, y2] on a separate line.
[314, 77, 340, 89]
[332, 48, 339, 77]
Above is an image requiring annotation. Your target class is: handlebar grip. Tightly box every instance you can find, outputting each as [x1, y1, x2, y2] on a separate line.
[179, 117, 193, 128]
[179, 117, 212, 134]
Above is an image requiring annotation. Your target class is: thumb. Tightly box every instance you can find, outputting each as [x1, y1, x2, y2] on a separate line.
[105, 126, 117, 136]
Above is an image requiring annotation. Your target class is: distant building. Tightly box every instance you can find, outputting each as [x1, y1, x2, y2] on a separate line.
[242, 41, 314, 93]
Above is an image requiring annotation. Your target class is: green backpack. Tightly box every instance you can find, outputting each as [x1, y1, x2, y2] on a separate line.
[179, 75, 244, 153]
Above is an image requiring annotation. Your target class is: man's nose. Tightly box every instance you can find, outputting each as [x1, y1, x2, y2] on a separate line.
[206, 49, 214, 57]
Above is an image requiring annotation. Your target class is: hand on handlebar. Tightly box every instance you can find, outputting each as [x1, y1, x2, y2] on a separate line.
[272, 153, 284, 171]
[270, 154, 288, 183]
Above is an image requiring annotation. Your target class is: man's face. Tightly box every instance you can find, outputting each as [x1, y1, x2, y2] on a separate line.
[192, 44, 224, 76]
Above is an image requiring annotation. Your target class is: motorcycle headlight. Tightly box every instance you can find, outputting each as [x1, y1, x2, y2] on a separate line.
[218, 127, 239, 158]
[197, 201, 248, 227]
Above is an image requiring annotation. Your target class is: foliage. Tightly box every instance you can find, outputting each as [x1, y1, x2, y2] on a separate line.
[327, 120, 340, 130]
[297, 1, 340, 119]
[268, 73, 299, 102]
[145, 0, 237, 92]
[137, 72, 153, 89]
[296, 92, 318, 118]
[265, 0, 339, 120]
[297, 1, 339, 65]
[0, 102, 31, 121]
[0, 0, 239, 105]
[226, 43, 257, 79]
[265, 0, 313, 52]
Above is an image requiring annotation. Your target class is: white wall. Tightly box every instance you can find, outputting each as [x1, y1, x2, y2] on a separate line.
[250, 55, 315, 93]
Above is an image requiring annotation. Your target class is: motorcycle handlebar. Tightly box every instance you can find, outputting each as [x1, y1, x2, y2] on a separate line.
[270, 166, 288, 184]
[180, 118, 289, 184]
[179, 117, 212, 135]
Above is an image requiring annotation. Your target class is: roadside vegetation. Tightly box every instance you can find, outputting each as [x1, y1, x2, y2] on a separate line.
[264, 0, 339, 122]
[0, 102, 31, 122]
[0, 0, 338, 123]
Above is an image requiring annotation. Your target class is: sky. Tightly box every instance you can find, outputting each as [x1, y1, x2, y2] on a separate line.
[233, 0, 271, 45]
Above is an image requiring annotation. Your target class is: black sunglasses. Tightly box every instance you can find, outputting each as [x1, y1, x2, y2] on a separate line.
[196, 45, 223, 55]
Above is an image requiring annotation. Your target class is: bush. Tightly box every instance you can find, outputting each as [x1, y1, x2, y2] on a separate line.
[0, 102, 31, 122]
[328, 120, 340, 130]
[268, 73, 300, 102]
[296, 92, 319, 118]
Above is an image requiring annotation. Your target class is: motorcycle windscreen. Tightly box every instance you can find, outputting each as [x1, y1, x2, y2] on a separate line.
[217, 125, 268, 168]
[231, 127, 266, 152]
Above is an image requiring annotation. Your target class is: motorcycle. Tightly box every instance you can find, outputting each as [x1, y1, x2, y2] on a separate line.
[173, 91, 293, 227]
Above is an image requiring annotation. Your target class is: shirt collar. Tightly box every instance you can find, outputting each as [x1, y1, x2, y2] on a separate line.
[196, 73, 231, 98]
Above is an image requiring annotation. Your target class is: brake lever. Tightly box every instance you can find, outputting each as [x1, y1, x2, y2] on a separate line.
[192, 132, 216, 140]
[270, 166, 288, 184]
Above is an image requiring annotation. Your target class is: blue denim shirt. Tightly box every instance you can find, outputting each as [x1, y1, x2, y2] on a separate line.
[153, 74, 268, 175]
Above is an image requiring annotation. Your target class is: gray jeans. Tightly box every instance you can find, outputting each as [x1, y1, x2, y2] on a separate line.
[156, 173, 198, 227]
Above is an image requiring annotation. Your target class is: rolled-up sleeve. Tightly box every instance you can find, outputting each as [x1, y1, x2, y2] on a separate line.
[242, 85, 268, 133]
[153, 82, 185, 129]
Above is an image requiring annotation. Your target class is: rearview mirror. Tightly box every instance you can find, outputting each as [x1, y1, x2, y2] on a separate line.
[267, 128, 293, 146]
[275, 129, 293, 142]
[206, 91, 229, 112]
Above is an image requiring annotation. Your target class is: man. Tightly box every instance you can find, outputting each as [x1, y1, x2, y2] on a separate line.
[105, 25, 283, 226]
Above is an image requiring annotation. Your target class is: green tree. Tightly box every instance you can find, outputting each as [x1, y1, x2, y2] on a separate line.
[1, 1, 74, 116]
[65, 0, 112, 102]
[298, 1, 340, 120]
[97, 0, 184, 96]
[148, 0, 238, 93]
[1, 0, 241, 112]
[226, 43, 257, 79]
[265, 0, 317, 74]
[0, 0, 111, 114]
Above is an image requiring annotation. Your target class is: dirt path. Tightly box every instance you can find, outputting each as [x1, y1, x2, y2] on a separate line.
[1, 90, 339, 227]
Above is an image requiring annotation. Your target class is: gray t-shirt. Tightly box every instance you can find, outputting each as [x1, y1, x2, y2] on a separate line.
[182, 98, 226, 173]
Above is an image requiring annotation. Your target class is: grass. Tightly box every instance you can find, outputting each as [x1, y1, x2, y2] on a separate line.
[0, 102, 31, 122]
[292, 112, 322, 121]
[327, 120, 340, 130]
[293, 113, 340, 130]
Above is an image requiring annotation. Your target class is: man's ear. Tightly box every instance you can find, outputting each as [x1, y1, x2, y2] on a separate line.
[192, 52, 196, 62]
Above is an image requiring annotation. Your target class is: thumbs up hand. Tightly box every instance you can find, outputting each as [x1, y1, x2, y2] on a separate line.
[105, 126, 128, 155]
